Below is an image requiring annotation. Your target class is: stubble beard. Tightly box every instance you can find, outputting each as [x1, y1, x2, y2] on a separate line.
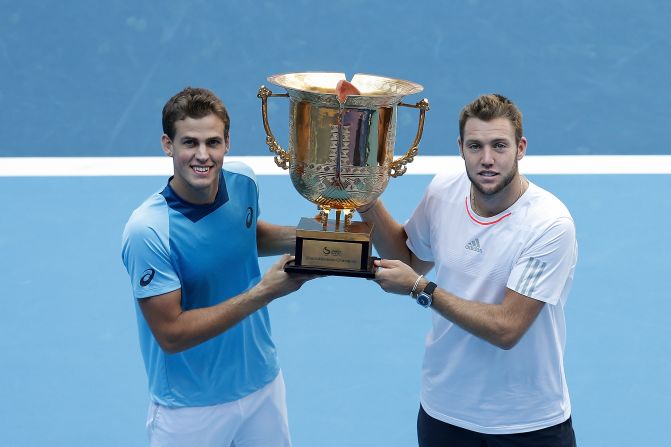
[468, 158, 519, 197]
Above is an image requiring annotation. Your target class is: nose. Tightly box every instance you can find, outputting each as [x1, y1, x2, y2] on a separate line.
[195, 143, 209, 161]
[481, 147, 495, 166]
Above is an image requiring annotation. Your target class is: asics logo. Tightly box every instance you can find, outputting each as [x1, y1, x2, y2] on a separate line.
[245, 207, 254, 228]
[140, 268, 155, 287]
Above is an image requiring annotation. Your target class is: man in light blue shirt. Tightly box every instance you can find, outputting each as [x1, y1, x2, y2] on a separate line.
[122, 87, 313, 446]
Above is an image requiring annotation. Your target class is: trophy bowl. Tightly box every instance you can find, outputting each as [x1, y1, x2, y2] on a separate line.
[257, 72, 429, 277]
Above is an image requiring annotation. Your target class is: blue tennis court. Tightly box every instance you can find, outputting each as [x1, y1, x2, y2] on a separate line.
[1, 1, 670, 446]
[1, 170, 669, 446]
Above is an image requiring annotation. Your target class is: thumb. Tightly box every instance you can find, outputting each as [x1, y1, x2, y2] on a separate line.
[275, 254, 294, 268]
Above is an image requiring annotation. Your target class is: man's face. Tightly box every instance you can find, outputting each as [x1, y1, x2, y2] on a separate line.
[161, 114, 229, 204]
[459, 117, 526, 196]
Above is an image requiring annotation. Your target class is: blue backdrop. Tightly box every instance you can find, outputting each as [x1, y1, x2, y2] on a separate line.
[1, 0, 669, 157]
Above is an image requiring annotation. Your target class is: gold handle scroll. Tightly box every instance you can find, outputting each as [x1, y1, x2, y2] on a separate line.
[257, 86, 291, 170]
[388, 98, 430, 178]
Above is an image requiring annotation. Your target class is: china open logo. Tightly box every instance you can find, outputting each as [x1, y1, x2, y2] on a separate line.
[322, 246, 342, 257]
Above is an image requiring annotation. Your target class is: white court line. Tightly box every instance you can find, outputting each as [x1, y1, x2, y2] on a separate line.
[0, 155, 670, 176]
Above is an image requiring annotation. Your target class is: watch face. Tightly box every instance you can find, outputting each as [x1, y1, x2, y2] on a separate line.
[417, 294, 431, 307]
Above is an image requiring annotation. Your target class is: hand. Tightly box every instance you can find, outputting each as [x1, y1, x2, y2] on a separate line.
[257, 254, 319, 302]
[373, 258, 420, 296]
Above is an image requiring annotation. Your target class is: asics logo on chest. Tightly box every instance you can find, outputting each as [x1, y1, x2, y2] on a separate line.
[245, 206, 254, 228]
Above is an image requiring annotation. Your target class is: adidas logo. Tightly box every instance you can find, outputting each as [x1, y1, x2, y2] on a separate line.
[465, 238, 483, 253]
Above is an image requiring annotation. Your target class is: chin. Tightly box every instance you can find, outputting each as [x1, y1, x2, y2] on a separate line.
[472, 181, 499, 196]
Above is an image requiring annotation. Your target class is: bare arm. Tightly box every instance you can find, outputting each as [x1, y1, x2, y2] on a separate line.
[256, 220, 296, 257]
[139, 254, 311, 353]
[373, 259, 544, 350]
[359, 199, 433, 274]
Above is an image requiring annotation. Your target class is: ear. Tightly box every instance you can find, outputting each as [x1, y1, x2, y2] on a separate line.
[224, 134, 230, 155]
[516, 136, 528, 160]
[457, 137, 464, 159]
[161, 134, 173, 157]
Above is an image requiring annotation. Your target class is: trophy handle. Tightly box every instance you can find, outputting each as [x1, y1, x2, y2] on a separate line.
[257, 86, 291, 170]
[388, 98, 430, 177]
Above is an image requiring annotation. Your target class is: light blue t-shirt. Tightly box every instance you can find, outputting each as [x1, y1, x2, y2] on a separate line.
[121, 162, 279, 407]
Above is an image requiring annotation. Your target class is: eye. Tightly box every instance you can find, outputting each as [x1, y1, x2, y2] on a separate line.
[494, 142, 508, 152]
[207, 139, 222, 148]
[468, 143, 481, 151]
[182, 139, 196, 147]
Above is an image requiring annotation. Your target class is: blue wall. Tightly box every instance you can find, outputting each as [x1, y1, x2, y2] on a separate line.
[1, 0, 669, 156]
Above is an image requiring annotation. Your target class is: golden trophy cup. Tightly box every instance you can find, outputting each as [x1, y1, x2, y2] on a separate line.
[257, 72, 429, 278]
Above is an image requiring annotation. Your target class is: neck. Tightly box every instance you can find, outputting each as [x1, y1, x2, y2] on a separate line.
[170, 177, 218, 205]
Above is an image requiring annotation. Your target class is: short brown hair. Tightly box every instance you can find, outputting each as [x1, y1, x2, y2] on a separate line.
[162, 87, 230, 140]
[459, 94, 523, 145]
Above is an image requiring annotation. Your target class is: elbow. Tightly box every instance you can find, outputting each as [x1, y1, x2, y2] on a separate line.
[155, 332, 188, 354]
[494, 336, 520, 351]
[160, 342, 184, 355]
[489, 324, 525, 351]
[157, 339, 181, 354]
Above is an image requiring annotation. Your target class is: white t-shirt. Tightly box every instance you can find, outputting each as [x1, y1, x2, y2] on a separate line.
[404, 170, 578, 434]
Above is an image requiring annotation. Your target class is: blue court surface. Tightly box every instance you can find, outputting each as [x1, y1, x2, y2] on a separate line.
[1, 168, 670, 446]
[1, 0, 671, 446]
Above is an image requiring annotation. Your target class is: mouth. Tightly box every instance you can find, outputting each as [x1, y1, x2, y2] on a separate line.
[478, 170, 499, 178]
[191, 165, 213, 174]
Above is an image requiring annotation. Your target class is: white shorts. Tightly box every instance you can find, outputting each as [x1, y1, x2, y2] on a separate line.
[146, 372, 291, 447]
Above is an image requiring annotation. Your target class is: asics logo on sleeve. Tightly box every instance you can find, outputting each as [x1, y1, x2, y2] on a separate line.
[245, 207, 254, 228]
[140, 268, 156, 287]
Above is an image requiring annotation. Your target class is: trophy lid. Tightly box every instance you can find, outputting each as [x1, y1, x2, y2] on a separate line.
[267, 72, 423, 107]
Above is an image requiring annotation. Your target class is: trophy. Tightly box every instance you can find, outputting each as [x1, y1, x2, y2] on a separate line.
[257, 72, 429, 278]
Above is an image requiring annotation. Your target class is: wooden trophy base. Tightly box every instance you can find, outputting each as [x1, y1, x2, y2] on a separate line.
[286, 217, 377, 279]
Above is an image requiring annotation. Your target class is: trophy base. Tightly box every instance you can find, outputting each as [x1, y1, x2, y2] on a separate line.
[288, 217, 376, 278]
[284, 257, 378, 279]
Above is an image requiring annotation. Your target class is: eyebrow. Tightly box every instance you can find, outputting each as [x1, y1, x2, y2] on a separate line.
[179, 136, 223, 142]
[464, 137, 511, 145]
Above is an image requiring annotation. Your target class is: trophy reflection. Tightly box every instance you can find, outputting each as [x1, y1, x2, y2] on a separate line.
[257, 72, 429, 278]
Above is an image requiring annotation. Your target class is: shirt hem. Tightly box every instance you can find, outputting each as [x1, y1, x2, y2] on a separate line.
[420, 398, 571, 435]
[151, 367, 280, 408]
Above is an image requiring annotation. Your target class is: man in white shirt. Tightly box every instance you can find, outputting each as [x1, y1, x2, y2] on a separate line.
[359, 94, 578, 446]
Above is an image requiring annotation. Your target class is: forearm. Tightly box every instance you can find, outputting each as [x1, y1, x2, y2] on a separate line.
[257, 221, 296, 256]
[415, 279, 541, 350]
[146, 254, 309, 353]
[159, 286, 272, 353]
[359, 199, 413, 264]
[431, 289, 515, 349]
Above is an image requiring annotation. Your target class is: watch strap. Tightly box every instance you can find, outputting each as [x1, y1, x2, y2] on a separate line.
[421, 281, 437, 297]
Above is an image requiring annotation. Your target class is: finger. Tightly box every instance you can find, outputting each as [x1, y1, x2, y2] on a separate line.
[376, 258, 399, 269]
[273, 254, 293, 269]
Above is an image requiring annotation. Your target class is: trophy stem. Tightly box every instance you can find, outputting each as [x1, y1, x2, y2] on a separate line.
[344, 209, 353, 230]
[319, 206, 330, 229]
[317, 206, 354, 231]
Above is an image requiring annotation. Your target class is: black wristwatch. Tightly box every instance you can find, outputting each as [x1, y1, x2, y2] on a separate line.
[416, 281, 437, 308]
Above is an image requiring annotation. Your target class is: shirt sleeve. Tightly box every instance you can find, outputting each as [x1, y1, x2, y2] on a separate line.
[507, 217, 578, 305]
[403, 183, 435, 262]
[121, 211, 181, 300]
